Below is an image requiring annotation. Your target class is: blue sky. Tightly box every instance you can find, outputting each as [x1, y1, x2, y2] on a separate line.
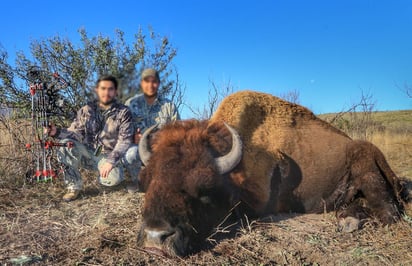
[1, 0, 411, 117]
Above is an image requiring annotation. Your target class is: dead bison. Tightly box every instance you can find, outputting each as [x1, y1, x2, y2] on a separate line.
[136, 90, 405, 257]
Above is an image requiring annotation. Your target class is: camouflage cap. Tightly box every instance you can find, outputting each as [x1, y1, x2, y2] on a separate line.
[141, 68, 160, 82]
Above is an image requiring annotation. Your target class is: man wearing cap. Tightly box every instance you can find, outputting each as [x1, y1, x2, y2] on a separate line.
[125, 68, 180, 187]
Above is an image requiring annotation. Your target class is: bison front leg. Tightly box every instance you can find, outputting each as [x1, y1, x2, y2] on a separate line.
[336, 171, 400, 232]
[336, 198, 369, 233]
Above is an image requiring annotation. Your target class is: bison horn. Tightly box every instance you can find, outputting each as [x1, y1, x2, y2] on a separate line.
[215, 123, 243, 174]
[138, 125, 157, 166]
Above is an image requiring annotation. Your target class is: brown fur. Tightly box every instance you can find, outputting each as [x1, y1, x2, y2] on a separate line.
[211, 91, 402, 217]
[138, 90, 404, 257]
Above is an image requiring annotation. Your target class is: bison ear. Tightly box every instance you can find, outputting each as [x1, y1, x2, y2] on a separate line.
[205, 122, 233, 156]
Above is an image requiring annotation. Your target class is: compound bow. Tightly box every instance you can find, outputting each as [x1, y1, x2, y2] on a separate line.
[24, 69, 74, 183]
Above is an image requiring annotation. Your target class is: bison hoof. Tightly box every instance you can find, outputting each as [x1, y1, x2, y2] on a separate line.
[338, 216, 361, 233]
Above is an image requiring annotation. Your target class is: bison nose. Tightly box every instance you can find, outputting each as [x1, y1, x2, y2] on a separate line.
[144, 228, 175, 245]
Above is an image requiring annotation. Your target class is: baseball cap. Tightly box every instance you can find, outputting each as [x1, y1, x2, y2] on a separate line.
[141, 68, 160, 81]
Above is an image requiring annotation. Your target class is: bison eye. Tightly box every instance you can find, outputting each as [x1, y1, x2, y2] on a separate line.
[199, 196, 212, 205]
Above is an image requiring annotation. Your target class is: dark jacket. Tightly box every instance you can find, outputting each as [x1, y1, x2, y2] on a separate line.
[57, 101, 133, 165]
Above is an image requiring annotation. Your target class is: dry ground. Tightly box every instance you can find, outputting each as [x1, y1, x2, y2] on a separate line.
[1, 184, 411, 265]
[1, 111, 411, 265]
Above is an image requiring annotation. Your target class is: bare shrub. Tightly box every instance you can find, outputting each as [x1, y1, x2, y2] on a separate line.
[324, 90, 383, 140]
[0, 113, 32, 187]
[168, 69, 186, 112]
[279, 89, 300, 104]
[188, 78, 235, 119]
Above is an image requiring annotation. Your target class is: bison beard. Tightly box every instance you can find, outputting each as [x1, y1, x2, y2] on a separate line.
[136, 91, 405, 257]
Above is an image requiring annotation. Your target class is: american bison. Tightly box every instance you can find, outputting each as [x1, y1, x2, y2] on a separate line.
[136, 91, 406, 257]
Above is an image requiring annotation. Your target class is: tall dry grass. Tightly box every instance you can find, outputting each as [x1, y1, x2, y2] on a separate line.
[0, 117, 32, 187]
[320, 110, 412, 179]
[369, 131, 412, 178]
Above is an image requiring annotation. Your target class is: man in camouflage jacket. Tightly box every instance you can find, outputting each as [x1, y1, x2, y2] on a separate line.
[125, 68, 180, 134]
[46, 75, 140, 201]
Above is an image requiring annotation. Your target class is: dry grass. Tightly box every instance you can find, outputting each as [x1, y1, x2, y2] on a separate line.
[370, 131, 412, 178]
[319, 110, 412, 177]
[1, 186, 411, 265]
[0, 111, 411, 265]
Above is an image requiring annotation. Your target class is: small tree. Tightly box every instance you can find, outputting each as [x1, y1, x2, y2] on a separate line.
[0, 27, 181, 120]
[0, 27, 185, 185]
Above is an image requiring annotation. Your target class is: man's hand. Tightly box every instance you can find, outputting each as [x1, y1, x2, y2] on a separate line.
[43, 123, 57, 137]
[134, 128, 142, 144]
[100, 162, 114, 178]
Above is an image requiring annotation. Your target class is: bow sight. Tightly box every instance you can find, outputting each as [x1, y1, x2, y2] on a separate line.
[24, 68, 74, 183]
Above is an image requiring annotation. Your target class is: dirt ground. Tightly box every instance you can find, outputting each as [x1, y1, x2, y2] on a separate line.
[1, 174, 411, 266]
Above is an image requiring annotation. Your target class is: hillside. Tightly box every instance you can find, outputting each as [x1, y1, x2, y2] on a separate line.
[319, 109, 412, 133]
[318, 110, 412, 178]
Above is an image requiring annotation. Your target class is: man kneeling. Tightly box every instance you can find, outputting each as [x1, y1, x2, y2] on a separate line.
[45, 75, 140, 201]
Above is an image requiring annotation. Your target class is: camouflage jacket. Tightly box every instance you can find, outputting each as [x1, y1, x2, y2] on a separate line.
[56, 101, 133, 165]
[125, 94, 180, 133]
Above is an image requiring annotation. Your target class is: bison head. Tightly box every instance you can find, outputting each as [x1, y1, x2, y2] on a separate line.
[137, 120, 242, 257]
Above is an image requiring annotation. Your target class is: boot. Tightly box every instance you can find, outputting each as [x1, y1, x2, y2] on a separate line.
[63, 189, 80, 202]
[126, 179, 140, 194]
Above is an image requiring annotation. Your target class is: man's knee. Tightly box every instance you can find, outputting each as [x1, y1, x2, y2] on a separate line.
[57, 139, 81, 165]
[124, 145, 139, 164]
[57, 139, 95, 166]
[99, 166, 124, 187]
[57, 139, 79, 156]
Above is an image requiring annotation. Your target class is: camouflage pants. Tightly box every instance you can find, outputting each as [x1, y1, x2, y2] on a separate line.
[56, 139, 141, 190]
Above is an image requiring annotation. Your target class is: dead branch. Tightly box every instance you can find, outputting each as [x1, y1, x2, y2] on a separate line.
[279, 89, 300, 104]
[188, 77, 234, 119]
